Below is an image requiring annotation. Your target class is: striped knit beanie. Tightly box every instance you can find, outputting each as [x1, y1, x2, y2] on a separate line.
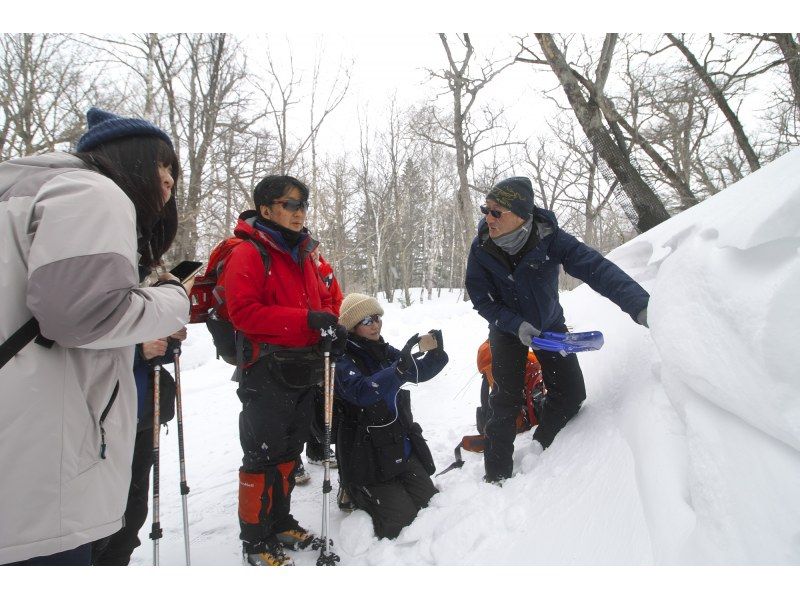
[76, 107, 173, 153]
[339, 293, 384, 331]
[486, 176, 534, 219]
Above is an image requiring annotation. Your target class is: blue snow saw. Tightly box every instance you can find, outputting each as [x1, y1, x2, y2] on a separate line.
[530, 330, 604, 354]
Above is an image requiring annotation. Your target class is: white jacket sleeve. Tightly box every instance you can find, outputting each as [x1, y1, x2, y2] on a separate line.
[25, 169, 189, 348]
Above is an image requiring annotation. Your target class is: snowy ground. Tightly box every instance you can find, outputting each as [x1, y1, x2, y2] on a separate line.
[132, 148, 800, 568]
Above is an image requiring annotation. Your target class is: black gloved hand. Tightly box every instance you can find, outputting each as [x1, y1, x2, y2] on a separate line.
[396, 333, 420, 377]
[308, 310, 338, 332]
[330, 324, 348, 358]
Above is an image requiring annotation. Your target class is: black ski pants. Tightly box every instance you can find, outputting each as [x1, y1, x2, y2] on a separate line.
[91, 427, 154, 565]
[485, 326, 586, 481]
[237, 358, 316, 549]
[5, 543, 92, 566]
[349, 454, 437, 540]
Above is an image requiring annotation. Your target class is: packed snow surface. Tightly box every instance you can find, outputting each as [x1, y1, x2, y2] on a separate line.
[137, 148, 800, 565]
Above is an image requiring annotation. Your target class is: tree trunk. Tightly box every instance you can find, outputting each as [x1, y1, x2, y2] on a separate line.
[771, 33, 800, 113]
[536, 34, 670, 232]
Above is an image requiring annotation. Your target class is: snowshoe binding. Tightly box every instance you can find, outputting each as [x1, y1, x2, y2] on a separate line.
[276, 525, 316, 550]
[244, 540, 294, 566]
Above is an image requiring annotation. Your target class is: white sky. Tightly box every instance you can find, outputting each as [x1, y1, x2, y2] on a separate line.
[5, 2, 798, 161]
[7, 1, 796, 39]
[242, 32, 551, 158]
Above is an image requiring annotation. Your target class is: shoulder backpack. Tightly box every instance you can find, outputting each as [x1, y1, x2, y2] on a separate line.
[189, 237, 270, 365]
[437, 340, 546, 477]
[0, 319, 55, 370]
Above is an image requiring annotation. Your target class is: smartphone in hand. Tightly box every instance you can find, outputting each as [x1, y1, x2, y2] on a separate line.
[418, 333, 438, 352]
[169, 260, 204, 283]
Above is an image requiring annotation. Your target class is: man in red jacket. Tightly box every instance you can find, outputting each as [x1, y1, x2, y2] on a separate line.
[224, 175, 342, 566]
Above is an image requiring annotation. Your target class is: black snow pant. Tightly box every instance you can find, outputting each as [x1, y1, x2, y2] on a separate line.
[237, 358, 316, 552]
[6, 543, 92, 566]
[484, 326, 586, 481]
[91, 427, 154, 565]
[349, 454, 438, 540]
[305, 387, 326, 461]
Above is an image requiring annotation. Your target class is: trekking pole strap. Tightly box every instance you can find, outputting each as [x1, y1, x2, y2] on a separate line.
[436, 443, 465, 478]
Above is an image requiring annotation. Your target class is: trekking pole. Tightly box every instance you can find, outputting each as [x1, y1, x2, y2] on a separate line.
[173, 347, 191, 566]
[149, 363, 163, 566]
[312, 337, 340, 566]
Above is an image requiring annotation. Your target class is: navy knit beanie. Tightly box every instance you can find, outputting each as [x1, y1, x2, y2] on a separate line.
[486, 176, 535, 219]
[75, 107, 173, 153]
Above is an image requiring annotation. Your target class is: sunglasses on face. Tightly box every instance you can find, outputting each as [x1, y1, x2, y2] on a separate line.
[480, 204, 507, 219]
[358, 314, 381, 327]
[272, 199, 309, 213]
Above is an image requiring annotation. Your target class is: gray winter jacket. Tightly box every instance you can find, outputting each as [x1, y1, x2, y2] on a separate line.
[0, 152, 189, 564]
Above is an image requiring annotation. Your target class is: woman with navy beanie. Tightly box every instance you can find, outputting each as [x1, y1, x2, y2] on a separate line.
[0, 108, 189, 565]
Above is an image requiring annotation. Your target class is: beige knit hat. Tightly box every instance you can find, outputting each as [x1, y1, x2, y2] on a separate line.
[339, 293, 384, 331]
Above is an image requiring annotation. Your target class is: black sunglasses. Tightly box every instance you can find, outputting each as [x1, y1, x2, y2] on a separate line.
[272, 199, 309, 213]
[358, 314, 381, 327]
[480, 204, 506, 219]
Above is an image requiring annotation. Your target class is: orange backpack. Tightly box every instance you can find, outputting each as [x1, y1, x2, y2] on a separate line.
[438, 340, 546, 476]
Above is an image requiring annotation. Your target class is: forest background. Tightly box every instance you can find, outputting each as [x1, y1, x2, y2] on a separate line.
[3, 5, 798, 303]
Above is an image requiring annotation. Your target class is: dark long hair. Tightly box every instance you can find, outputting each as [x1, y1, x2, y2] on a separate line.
[74, 136, 180, 268]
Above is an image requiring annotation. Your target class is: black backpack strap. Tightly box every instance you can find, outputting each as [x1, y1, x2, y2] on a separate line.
[246, 238, 271, 272]
[0, 318, 54, 370]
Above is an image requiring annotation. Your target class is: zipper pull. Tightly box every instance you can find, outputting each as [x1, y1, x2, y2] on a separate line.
[100, 425, 107, 459]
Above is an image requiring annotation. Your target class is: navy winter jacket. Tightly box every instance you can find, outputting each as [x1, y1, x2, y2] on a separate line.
[334, 335, 447, 485]
[335, 336, 447, 415]
[465, 208, 649, 336]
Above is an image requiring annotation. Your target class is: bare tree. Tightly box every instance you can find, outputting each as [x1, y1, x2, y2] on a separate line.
[768, 34, 800, 112]
[423, 33, 518, 285]
[0, 34, 101, 160]
[524, 34, 670, 232]
[665, 34, 761, 172]
[151, 33, 248, 261]
[255, 40, 350, 178]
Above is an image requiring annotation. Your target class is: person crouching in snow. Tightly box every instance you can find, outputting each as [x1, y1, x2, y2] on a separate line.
[465, 176, 649, 484]
[334, 293, 448, 540]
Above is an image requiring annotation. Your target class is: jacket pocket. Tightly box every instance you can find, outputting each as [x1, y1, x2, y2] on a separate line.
[98, 380, 120, 459]
[368, 421, 407, 481]
[408, 423, 436, 476]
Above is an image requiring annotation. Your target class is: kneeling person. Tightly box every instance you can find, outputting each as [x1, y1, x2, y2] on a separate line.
[335, 294, 448, 539]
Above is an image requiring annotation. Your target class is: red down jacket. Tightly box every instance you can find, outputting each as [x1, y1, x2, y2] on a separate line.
[224, 211, 334, 349]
